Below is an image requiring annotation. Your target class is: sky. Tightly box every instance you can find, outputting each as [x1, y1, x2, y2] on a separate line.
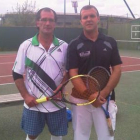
[0, 0, 140, 19]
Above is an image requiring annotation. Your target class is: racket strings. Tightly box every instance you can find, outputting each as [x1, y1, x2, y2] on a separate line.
[70, 76, 100, 100]
[89, 68, 109, 90]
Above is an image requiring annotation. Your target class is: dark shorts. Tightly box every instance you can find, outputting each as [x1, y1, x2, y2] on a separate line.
[21, 107, 68, 136]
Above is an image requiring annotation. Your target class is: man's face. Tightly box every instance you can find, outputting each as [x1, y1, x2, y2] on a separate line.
[80, 8, 100, 33]
[36, 10, 56, 35]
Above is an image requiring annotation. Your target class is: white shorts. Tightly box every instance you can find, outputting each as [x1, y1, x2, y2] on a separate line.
[71, 100, 118, 140]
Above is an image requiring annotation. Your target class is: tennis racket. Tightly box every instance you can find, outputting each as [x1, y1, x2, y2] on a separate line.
[88, 66, 114, 136]
[36, 75, 100, 106]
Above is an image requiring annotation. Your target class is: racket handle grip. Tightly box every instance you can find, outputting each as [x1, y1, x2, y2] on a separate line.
[36, 97, 49, 103]
[106, 118, 114, 136]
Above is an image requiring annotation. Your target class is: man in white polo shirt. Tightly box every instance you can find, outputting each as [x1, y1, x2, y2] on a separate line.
[12, 7, 68, 140]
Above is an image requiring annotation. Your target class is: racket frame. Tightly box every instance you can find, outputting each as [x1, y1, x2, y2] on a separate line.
[36, 75, 100, 106]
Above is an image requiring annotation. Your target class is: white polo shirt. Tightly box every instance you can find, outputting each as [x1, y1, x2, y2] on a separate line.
[13, 34, 68, 112]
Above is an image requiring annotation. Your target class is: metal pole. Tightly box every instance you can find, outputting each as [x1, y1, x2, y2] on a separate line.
[64, 0, 66, 16]
[123, 0, 135, 19]
[63, 0, 66, 40]
[89, 0, 90, 5]
[74, 7, 77, 13]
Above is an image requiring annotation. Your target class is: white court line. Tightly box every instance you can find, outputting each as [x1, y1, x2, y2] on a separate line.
[0, 62, 14, 64]
[122, 70, 140, 73]
[121, 56, 140, 59]
[0, 71, 139, 85]
[0, 83, 15, 86]
[0, 75, 12, 78]
[122, 64, 140, 67]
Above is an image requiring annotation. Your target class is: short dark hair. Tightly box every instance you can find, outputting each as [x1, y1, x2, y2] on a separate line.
[80, 5, 99, 19]
[36, 7, 57, 22]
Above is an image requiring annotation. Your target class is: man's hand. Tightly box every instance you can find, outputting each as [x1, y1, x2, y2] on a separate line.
[24, 94, 38, 107]
[88, 92, 106, 108]
[92, 95, 106, 107]
[53, 84, 63, 99]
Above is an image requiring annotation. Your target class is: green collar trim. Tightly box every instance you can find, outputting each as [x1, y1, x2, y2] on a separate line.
[53, 36, 59, 46]
[32, 34, 39, 46]
[32, 34, 59, 46]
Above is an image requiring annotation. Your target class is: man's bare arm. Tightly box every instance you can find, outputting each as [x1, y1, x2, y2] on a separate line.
[101, 64, 122, 98]
[14, 78, 38, 107]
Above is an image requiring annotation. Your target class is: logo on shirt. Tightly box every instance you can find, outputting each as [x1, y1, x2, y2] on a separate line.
[77, 43, 84, 50]
[103, 48, 107, 51]
[103, 41, 112, 50]
[79, 51, 90, 57]
[57, 48, 62, 52]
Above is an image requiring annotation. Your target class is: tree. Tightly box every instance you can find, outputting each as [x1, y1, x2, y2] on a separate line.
[3, 0, 37, 27]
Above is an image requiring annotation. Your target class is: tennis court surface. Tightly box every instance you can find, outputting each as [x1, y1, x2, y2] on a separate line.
[0, 49, 140, 140]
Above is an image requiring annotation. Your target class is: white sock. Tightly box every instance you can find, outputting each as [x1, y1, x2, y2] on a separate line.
[51, 135, 62, 140]
[26, 135, 38, 140]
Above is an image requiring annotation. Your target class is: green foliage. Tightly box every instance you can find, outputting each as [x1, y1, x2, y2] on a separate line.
[3, 0, 37, 27]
